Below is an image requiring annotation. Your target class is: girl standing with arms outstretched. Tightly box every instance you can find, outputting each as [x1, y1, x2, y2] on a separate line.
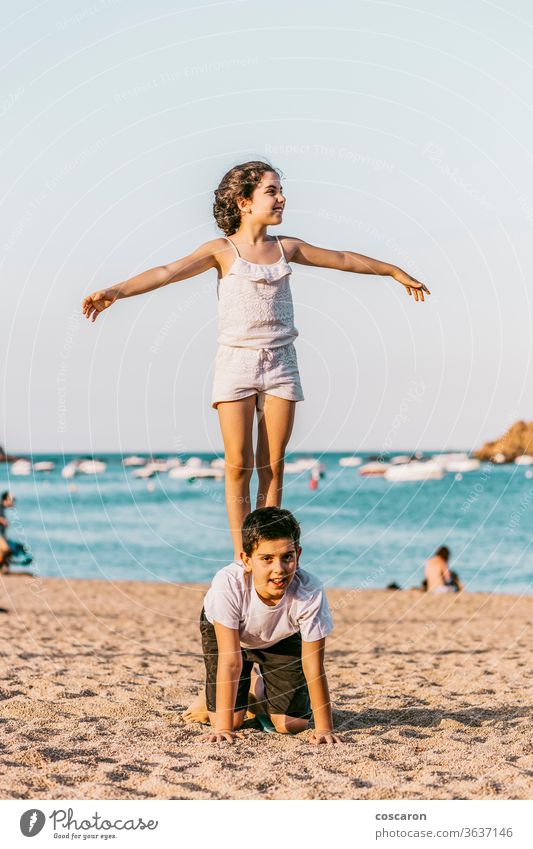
[82, 160, 429, 559]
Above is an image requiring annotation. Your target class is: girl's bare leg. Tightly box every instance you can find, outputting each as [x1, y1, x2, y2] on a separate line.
[217, 395, 257, 560]
[183, 395, 256, 724]
[255, 395, 296, 508]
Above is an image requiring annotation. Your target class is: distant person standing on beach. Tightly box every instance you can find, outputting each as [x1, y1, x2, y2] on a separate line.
[424, 545, 463, 593]
[82, 161, 430, 558]
[0, 491, 14, 573]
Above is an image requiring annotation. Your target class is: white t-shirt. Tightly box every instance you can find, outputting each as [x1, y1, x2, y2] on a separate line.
[203, 561, 333, 649]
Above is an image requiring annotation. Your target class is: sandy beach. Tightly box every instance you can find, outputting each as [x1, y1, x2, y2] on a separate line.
[0, 574, 531, 800]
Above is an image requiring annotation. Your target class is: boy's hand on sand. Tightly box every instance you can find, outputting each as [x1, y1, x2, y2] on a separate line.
[201, 730, 243, 745]
[393, 269, 430, 303]
[82, 289, 118, 322]
[309, 731, 344, 745]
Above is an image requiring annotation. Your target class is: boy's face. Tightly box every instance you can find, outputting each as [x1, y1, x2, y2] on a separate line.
[241, 536, 301, 606]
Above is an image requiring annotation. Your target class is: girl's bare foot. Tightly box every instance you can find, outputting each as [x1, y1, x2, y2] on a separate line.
[182, 691, 210, 724]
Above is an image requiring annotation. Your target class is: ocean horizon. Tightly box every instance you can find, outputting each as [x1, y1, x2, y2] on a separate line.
[1, 451, 531, 595]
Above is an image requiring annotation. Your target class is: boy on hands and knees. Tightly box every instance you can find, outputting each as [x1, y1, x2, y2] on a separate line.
[199, 507, 343, 745]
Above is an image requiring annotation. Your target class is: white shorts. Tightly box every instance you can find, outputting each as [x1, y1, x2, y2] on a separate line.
[212, 343, 304, 410]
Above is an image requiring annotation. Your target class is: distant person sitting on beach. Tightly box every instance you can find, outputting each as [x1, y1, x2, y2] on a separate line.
[423, 545, 463, 593]
[197, 506, 343, 745]
[0, 491, 14, 574]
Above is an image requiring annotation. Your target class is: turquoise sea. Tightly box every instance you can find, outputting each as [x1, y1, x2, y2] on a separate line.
[1, 453, 531, 594]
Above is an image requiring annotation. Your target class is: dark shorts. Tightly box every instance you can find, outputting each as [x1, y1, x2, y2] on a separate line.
[200, 608, 311, 718]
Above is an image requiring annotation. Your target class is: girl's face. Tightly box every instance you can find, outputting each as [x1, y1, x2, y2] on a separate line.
[239, 171, 285, 224]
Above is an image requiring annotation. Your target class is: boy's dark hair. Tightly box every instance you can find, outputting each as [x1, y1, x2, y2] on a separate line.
[1, 491, 9, 502]
[241, 507, 301, 556]
[213, 160, 283, 236]
[435, 545, 450, 560]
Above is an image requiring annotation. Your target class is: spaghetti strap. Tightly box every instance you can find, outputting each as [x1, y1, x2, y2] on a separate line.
[225, 237, 240, 258]
[276, 235, 286, 261]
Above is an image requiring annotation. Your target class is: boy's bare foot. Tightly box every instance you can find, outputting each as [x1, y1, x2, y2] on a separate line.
[184, 666, 266, 724]
[182, 691, 210, 724]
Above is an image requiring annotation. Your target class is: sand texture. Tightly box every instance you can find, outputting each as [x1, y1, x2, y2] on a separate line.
[0, 575, 532, 800]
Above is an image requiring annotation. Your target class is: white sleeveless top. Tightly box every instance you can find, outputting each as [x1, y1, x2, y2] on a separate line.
[216, 236, 299, 348]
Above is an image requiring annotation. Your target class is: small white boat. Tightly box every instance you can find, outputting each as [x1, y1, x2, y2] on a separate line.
[123, 455, 146, 467]
[168, 464, 224, 480]
[61, 461, 79, 479]
[186, 456, 204, 468]
[33, 460, 55, 472]
[431, 453, 480, 473]
[385, 461, 443, 482]
[390, 455, 413, 465]
[285, 458, 325, 475]
[11, 459, 32, 476]
[492, 453, 506, 464]
[445, 458, 480, 473]
[514, 455, 533, 466]
[145, 459, 170, 473]
[432, 452, 469, 464]
[192, 468, 224, 480]
[339, 455, 362, 467]
[132, 459, 170, 477]
[78, 459, 107, 474]
[359, 461, 388, 477]
[133, 466, 156, 479]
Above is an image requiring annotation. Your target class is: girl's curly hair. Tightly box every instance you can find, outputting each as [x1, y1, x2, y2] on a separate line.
[213, 160, 283, 236]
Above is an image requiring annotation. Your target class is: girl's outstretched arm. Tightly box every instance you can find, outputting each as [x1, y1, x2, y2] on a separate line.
[82, 239, 222, 322]
[285, 236, 430, 302]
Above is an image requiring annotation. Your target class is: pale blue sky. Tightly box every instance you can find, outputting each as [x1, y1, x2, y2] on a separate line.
[1, 0, 531, 454]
